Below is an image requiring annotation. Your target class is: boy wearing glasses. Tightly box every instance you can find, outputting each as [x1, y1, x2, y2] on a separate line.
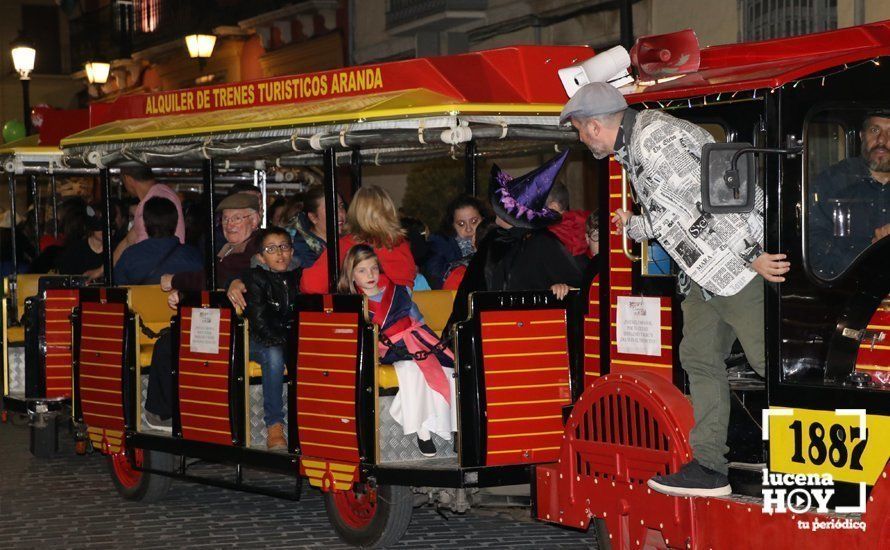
[244, 227, 302, 451]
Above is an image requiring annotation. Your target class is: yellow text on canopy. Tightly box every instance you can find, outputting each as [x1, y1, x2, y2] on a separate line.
[143, 67, 385, 117]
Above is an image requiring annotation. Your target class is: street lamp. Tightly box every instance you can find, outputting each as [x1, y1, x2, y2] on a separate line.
[10, 35, 36, 134]
[184, 33, 216, 70]
[84, 60, 111, 85]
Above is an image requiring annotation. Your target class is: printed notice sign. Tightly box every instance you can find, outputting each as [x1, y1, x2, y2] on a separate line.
[616, 296, 662, 356]
[189, 308, 220, 355]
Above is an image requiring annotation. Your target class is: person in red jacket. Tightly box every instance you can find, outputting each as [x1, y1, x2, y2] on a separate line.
[300, 185, 416, 293]
[545, 182, 590, 268]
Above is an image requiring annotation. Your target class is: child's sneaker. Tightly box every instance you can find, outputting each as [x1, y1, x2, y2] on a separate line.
[416, 435, 437, 457]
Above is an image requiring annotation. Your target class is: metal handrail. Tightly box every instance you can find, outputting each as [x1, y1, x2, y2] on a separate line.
[620, 168, 641, 263]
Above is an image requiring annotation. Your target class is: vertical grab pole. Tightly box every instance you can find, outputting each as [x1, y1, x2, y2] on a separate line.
[100, 168, 114, 284]
[7, 173, 19, 320]
[255, 163, 267, 229]
[323, 148, 340, 294]
[203, 159, 217, 290]
[464, 140, 477, 196]
[50, 173, 58, 238]
[28, 174, 39, 259]
[350, 148, 362, 195]
[8, 173, 19, 277]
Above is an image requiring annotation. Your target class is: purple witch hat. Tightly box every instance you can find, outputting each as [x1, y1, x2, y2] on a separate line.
[489, 149, 570, 229]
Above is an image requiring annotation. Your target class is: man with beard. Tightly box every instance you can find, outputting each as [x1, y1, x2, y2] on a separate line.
[809, 112, 890, 278]
[560, 82, 790, 497]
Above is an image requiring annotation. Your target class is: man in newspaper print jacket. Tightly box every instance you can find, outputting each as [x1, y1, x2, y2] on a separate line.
[561, 83, 791, 498]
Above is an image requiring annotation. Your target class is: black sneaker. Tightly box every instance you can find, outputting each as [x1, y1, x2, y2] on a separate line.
[647, 460, 731, 497]
[417, 435, 437, 457]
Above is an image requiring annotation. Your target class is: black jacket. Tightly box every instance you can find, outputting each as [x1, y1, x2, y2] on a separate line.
[244, 266, 301, 346]
[447, 227, 582, 330]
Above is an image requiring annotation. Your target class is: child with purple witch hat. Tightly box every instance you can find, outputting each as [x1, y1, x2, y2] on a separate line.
[446, 150, 582, 331]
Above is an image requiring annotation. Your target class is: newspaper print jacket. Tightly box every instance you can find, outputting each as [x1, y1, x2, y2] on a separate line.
[614, 109, 764, 297]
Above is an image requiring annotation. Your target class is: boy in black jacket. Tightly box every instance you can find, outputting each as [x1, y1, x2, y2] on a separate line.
[245, 227, 301, 450]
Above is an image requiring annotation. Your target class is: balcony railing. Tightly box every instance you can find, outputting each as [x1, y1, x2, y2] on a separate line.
[386, 0, 487, 32]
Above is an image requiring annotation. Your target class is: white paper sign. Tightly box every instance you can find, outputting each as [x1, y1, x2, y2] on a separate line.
[189, 308, 220, 355]
[616, 296, 662, 356]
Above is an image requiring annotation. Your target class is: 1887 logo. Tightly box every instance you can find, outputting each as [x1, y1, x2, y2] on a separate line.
[761, 409, 868, 530]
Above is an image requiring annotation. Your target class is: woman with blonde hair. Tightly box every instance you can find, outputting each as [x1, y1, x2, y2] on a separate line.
[301, 185, 416, 293]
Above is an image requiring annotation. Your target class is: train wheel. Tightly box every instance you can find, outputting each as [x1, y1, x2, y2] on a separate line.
[107, 447, 173, 502]
[323, 482, 413, 548]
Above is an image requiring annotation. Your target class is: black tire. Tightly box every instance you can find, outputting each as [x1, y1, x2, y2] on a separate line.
[594, 517, 612, 550]
[107, 448, 174, 502]
[323, 483, 413, 548]
[29, 418, 58, 459]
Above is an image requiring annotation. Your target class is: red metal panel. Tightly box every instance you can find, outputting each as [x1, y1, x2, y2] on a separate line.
[89, 45, 593, 126]
[606, 158, 675, 381]
[627, 21, 890, 103]
[177, 307, 233, 446]
[43, 290, 78, 398]
[480, 308, 572, 466]
[77, 302, 126, 431]
[296, 310, 360, 464]
[583, 276, 602, 385]
[855, 295, 889, 384]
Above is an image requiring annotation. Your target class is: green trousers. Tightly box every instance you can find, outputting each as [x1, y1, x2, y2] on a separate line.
[679, 277, 765, 475]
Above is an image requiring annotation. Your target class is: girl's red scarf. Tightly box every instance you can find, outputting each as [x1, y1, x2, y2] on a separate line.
[364, 275, 453, 404]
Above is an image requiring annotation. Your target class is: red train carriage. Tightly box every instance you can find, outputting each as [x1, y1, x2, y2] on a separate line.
[4, 19, 886, 549]
[56, 44, 590, 547]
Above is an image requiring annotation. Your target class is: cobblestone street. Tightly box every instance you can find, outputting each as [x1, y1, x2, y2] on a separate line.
[0, 418, 594, 549]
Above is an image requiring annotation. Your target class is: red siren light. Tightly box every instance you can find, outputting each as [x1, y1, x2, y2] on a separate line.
[630, 29, 701, 82]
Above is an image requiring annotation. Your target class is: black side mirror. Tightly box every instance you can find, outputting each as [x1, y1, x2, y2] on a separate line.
[700, 142, 756, 213]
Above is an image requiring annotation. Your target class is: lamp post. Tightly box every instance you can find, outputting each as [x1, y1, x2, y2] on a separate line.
[184, 33, 216, 71]
[10, 35, 36, 135]
[84, 60, 111, 86]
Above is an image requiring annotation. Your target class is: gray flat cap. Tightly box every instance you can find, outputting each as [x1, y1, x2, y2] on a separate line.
[559, 82, 628, 125]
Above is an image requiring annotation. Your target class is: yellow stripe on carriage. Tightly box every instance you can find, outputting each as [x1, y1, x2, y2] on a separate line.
[485, 336, 564, 343]
[486, 367, 566, 374]
[180, 357, 229, 365]
[489, 430, 563, 438]
[488, 398, 569, 406]
[180, 398, 228, 407]
[300, 337, 356, 343]
[300, 440, 357, 451]
[300, 382, 353, 390]
[301, 322, 355, 328]
[488, 383, 566, 390]
[485, 351, 565, 359]
[610, 359, 672, 369]
[180, 384, 227, 393]
[300, 352, 355, 359]
[299, 426, 355, 436]
[80, 374, 118, 382]
[487, 446, 560, 454]
[182, 425, 231, 436]
[179, 371, 227, 379]
[180, 411, 228, 421]
[299, 397, 354, 405]
[300, 367, 354, 374]
[488, 414, 562, 423]
[298, 412, 355, 421]
[301, 459, 356, 472]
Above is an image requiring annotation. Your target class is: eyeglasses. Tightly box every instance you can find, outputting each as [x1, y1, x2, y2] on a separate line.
[221, 214, 254, 225]
[262, 243, 293, 254]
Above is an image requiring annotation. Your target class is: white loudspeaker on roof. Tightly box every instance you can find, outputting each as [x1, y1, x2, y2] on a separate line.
[558, 45, 633, 98]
